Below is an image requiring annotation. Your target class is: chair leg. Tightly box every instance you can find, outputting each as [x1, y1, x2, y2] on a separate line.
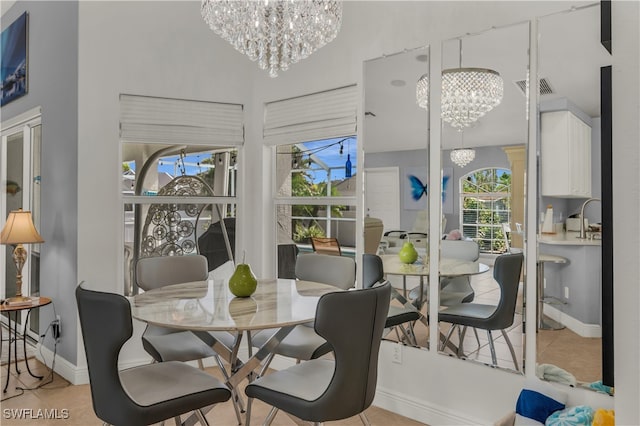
[473, 327, 481, 348]
[457, 326, 467, 357]
[264, 406, 279, 426]
[440, 323, 457, 352]
[214, 355, 244, 424]
[486, 330, 498, 366]
[197, 359, 205, 370]
[173, 415, 181, 425]
[501, 329, 520, 371]
[194, 409, 210, 426]
[359, 412, 371, 426]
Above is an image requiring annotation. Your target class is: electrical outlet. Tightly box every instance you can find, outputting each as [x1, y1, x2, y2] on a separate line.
[564, 286, 569, 299]
[392, 343, 402, 364]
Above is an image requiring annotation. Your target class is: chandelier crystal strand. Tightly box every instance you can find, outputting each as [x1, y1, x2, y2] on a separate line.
[441, 67, 504, 129]
[416, 73, 429, 109]
[201, 0, 342, 78]
[450, 148, 476, 167]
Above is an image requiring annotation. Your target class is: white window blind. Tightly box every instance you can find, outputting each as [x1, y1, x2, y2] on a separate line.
[263, 85, 357, 146]
[120, 94, 244, 146]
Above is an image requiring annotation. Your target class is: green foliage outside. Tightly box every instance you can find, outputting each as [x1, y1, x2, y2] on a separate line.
[461, 168, 511, 253]
[288, 147, 346, 243]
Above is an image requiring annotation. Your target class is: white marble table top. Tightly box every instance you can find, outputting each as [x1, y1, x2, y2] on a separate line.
[381, 255, 490, 278]
[131, 278, 337, 332]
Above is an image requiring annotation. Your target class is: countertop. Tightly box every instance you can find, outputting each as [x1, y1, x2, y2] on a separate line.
[538, 231, 602, 246]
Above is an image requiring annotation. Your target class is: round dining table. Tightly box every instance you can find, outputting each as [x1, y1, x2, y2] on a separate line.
[381, 254, 490, 309]
[131, 278, 337, 389]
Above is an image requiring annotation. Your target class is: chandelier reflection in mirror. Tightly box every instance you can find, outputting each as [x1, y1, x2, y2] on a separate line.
[201, 0, 343, 78]
[450, 147, 476, 167]
[441, 67, 504, 130]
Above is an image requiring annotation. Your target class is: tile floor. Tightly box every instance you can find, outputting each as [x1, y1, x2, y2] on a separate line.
[385, 264, 600, 383]
[1, 355, 426, 426]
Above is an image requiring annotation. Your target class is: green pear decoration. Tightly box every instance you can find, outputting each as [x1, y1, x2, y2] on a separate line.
[229, 253, 257, 297]
[398, 241, 418, 264]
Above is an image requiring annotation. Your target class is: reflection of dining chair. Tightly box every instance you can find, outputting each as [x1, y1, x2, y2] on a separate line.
[250, 253, 356, 361]
[245, 282, 391, 426]
[439, 252, 524, 371]
[310, 236, 342, 256]
[362, 254, 419, 345]
[409, 239, 479, 305]
[76, 283, 231, 426]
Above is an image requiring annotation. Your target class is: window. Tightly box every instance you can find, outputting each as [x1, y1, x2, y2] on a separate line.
[120, 95, 243, 294]
[275, 137, 357, 254]
[460, 168, 511, 253]
[265, 85, 358, 266]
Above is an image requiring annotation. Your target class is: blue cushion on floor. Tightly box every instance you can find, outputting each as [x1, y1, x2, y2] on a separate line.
[516, 389, 565, 424]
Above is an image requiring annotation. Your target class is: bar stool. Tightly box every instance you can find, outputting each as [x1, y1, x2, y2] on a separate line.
[537, 253, 568, 330]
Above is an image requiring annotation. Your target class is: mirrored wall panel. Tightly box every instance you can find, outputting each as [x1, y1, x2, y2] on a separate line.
[363, 46, 430, 349]
[437, 22, 530, 374]
[536, 4, 613, 394]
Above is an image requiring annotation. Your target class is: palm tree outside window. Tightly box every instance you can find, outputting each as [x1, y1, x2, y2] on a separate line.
[460, 168, 511, 253]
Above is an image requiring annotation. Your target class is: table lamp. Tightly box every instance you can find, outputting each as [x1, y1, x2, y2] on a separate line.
[1, 209, 44, 303]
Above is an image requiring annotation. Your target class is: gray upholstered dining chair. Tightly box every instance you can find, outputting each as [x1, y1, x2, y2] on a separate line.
[76, 283, 231, 426]
[245, 282, 391, 426]
[136, 255, 244, 423]
[249, 253, 356, 361]
[362, 253, 420, 345]
[135, 255, 235, 366]
[438, 251, 524, 371]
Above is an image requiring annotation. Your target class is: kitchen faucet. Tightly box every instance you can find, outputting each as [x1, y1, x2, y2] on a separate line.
[578, 197, 601, 239]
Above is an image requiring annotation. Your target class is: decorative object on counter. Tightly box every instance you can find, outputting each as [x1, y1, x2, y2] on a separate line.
[201, 0, 343, 78]
[1, 209, 44, 303]
[541, 204, 555, 234]
[229, 252, 257, 297]
[398, 241, 418, 264]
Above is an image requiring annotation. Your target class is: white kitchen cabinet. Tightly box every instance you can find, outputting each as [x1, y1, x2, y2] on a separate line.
[541, 110, 592, 198]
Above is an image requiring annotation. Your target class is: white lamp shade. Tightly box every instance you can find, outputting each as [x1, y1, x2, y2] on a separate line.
[0, 209, 44, 245]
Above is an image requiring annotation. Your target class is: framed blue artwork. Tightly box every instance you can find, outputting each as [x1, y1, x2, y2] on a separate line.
[1, 12, 29, 106]
[403, 166, 454, 213]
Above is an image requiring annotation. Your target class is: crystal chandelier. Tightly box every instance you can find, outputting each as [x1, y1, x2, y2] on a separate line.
[450, 148, 476, 167]
[201, 0, 343, 78]
[441, 67, 504, 129]
[416, 68, 503, 129]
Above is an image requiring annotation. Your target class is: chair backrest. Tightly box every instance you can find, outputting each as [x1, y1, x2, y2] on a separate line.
[295, 253, 355, 290]
[136, 254, 209, 291]
[310, 237, 342, 256]
[363, 217, 384, 254]
[440, 239, 480, 261]
[277, 243, 299, 279]
[75, 283, 139, 425]
[486, 252, 524, 329]
[312, 282, 391, 421]
[362, 253, 384, 289]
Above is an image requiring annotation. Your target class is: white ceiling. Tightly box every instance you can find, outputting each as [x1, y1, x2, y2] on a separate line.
[364, 4, 612, 153]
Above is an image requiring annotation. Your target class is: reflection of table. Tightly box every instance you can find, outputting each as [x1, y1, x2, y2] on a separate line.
[1, 297, 52, 393]
[381, 255, 490, 309]
[131, 278, 337, 390]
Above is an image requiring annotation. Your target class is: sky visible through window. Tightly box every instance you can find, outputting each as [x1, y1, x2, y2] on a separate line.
[124, 137, 356, 182]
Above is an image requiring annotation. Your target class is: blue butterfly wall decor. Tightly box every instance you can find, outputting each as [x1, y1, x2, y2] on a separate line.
[408, 175, 428, 201]
[408, 174, 450, 203]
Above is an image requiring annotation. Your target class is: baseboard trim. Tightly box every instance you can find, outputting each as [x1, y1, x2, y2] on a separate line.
[374, 385, 482, 425]
[544, 304, 602, 338]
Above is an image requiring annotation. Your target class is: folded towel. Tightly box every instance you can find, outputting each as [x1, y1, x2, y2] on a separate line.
[587, 380, 614, 396]
[536, 363, 577, 387]
[545, 405, 593, 426]
[592, 408, 614, 426]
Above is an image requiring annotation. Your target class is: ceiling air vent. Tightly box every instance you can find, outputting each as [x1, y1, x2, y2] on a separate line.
[514, 77, 554, 96]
